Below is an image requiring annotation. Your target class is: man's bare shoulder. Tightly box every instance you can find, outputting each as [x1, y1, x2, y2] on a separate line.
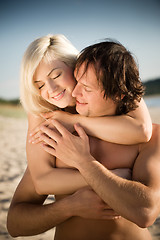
[152, 123, 160, 135]
[133, 123, 160, 185]
[140, 123, 160, 149]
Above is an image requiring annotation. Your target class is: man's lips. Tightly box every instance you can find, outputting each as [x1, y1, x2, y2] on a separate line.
[76, 100, 87, 105]
[52, 90, 66, 101]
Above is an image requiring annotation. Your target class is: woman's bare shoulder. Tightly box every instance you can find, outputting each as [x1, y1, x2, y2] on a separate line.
[27, 113, 45, 129]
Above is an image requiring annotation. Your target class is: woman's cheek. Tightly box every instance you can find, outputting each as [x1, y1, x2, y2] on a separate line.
[40, 90, 47, 100]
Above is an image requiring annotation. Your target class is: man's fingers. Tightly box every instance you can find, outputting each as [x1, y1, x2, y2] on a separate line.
[49, 119, 69, 136]
[74, 123, 88, 140]
[40, 125, 61, 142]
[40, 133, 57, 148]
[42, 144, 56, 156]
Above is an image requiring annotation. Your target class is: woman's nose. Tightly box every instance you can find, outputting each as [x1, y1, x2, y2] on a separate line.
[46, 79, 57, 93]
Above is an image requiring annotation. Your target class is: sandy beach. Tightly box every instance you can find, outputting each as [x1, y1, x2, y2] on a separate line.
[0, 106, 160, 240]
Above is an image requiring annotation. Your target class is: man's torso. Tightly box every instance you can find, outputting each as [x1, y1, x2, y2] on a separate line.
[55, 136, 152, 240]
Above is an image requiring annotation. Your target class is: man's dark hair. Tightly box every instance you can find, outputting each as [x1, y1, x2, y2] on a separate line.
[75, 39, 144, 115]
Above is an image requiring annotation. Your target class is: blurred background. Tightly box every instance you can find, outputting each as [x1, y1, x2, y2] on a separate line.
[0, 0, 160, 239]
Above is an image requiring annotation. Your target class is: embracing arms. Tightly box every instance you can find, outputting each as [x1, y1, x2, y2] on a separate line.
[40, 98, 152, 144]
[40, 121, 160, 228]
[27, 114, 87, 195]
[27, 114, 131, 196]
[7, 168, 118, 237]
[27, 98, 151, 196]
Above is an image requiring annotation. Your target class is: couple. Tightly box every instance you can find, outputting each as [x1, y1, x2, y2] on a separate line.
[7, 34, 160, 240]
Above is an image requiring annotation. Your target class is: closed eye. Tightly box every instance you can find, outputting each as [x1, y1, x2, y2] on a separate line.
[39, 84, 45, 89]
[53, 73, 61, 79]
[84, 87, 92, 92]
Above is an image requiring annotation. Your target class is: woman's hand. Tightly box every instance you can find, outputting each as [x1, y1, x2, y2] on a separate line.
[29, 110, 78, 144]
[41, 111, 78, 133]
[29, 119, 54, 144]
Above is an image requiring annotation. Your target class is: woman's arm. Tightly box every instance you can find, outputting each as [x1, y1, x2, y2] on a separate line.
[35, 167, 88, 195]
[40, 98, 152, 145]
[27, 113, 87, 195]
[76, 98, 152, 144]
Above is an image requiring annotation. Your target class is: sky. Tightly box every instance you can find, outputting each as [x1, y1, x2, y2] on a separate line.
[0, 0, 160, 99]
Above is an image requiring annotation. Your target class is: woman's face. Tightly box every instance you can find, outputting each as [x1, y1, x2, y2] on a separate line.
[34, 59, 76, 108]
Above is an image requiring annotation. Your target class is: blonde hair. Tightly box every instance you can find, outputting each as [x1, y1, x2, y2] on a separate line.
[20, 34, 79, 115]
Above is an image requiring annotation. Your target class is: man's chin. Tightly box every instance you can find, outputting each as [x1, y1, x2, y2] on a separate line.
[76, 107, 88, 117]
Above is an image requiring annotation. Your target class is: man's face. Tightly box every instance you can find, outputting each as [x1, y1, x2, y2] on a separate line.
[72, 63, 117, 117]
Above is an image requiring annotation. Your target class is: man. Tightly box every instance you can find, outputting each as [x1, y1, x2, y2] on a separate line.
[37, 40, 160, 239]
[7, 40, 160, 239]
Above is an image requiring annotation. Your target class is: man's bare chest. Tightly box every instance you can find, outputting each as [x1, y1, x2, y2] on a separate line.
[89, 136, 139, 169]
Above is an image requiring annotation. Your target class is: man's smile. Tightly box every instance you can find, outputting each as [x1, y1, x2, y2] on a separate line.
[76, 100, 88, 105]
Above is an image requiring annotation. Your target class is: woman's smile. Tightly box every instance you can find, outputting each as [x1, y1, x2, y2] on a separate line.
[52, 89, 66, 101]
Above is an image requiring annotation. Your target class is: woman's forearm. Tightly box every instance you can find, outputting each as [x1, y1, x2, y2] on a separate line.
[35, 165, 131, 196]
[35, 168, 88, 195]
[75, 99, 152, 144]
[40, 99, 152, 145]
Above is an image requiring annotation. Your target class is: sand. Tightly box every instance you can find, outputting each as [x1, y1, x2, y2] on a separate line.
[0, 107, 160, 240]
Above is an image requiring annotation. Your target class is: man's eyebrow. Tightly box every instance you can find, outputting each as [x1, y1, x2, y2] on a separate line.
[75, 75, 93, 88]
[81, 83, 91, 87]
[80, 82, 93, 89]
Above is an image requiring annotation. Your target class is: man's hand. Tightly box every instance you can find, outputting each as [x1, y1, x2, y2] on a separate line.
[69, 187, 121, 220]
[40, 120, 91, 168]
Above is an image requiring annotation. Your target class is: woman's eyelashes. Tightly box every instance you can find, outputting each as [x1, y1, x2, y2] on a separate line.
[39, 83, 45, 89]
[38, 73, 62, 89]
[53, 73, 61, 79]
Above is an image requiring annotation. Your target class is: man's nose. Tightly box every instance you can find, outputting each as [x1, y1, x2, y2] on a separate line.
[72, 84, 82, 97]
[46, 79, 57, 93]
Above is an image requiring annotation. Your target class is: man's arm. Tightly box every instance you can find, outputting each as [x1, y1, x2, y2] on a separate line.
[7, 168, 72, 237]
[40, 120, 160, 228]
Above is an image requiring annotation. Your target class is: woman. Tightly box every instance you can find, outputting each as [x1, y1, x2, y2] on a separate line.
[20, 34, 152, 195]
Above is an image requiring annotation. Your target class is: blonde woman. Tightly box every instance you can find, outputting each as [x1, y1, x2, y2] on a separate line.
[20, 34, 152, 195]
